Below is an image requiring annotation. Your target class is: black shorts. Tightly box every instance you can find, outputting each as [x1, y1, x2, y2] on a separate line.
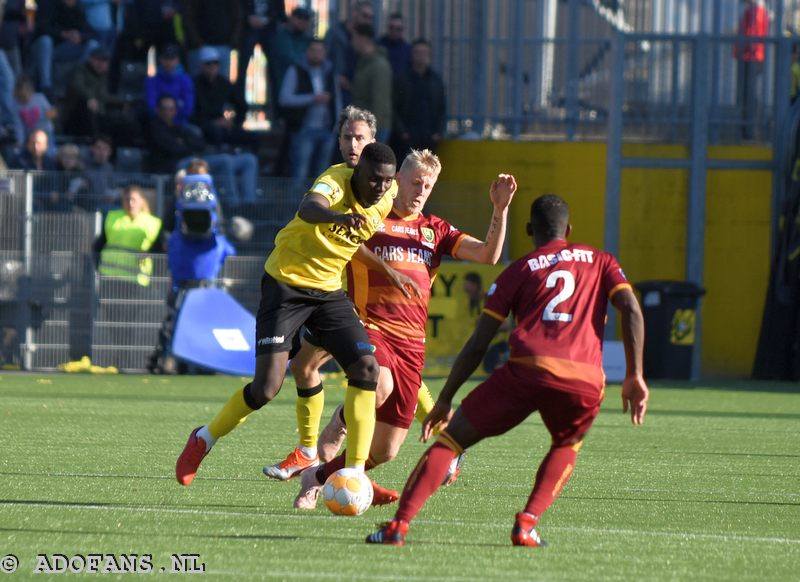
[256, 273, 374, 369]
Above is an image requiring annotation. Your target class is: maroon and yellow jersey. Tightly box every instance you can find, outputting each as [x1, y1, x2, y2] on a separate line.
[346, 211, 466, 341]
[483, 239, 631, 396]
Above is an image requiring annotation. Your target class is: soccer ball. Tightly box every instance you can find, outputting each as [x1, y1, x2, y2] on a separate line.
[322, 468, 373, 516]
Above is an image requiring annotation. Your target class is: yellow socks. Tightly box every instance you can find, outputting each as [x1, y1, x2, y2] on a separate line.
[296, 390, 325, 449]
[343, 384, 376, 469]
[415, 381, 435, 423]
[207, 387, 255, 440]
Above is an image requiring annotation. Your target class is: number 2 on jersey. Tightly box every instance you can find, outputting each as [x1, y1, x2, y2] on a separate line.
[543, 270, 575, 322]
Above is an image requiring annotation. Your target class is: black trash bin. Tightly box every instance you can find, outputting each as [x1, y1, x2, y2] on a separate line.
[634, 280, 706, 380]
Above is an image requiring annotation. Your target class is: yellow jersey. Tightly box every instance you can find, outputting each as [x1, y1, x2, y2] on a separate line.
[265, 164, 397, 291]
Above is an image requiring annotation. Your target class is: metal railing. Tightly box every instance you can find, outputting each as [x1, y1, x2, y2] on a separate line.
[0, 170, 304, 371]
[328, 0, 796, 143]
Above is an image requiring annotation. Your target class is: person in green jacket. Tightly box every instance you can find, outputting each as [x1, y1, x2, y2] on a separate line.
[94, 184, 164, 287]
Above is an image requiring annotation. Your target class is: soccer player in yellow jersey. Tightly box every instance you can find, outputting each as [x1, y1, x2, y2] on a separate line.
[267, 150, 516, 509]
[175, 139, 399, 486]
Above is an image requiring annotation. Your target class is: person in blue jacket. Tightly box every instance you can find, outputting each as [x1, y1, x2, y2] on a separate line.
[148, 174, 236, 374]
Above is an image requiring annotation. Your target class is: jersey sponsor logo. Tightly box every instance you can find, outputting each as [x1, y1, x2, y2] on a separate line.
[488, 282, 497, 296]
[527, 248, 594, 271]
[257, 335, 285, 345]
[391, 225, 419, 235]
[326, 223, 366, 245]
[374, 244, 433, 267]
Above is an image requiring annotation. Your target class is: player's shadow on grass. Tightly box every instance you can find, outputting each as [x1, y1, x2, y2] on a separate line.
[0, 471, 276, 483]
[645, 380, 800, 394]
[0, 525, 299, 542]
[1, 391, 229, 405]
[650, 409, 800, 421]
[561, 494, 800, 507]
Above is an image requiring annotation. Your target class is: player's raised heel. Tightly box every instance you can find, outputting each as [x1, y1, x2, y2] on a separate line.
[365, 519, 409, 546]
[369, 479, 400, 506]
[176, 426, 209, 486]
[263, 447, 319, 481]
[441, 451, 466, 486]
[294, 467, 323, 509]
[511, 512, 547, 547]
[318, 404, 347, 463]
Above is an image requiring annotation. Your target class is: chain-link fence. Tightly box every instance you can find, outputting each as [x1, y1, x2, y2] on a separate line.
[326, 0, 794, 143]
[0, 170, 303, 372]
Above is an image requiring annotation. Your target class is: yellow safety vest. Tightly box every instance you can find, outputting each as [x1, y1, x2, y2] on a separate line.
[98, 210, 162, 287]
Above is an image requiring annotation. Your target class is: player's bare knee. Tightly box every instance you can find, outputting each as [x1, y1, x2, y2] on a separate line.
[371, 447, 398, 465]
[289, 357, 313, 383]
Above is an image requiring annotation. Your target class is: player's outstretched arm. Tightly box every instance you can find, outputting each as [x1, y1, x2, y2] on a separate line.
[298, 193, 367, 228]
[612, 287, 649, 425]
[454, 174, 517, 265]
[355, 245, 421, 298]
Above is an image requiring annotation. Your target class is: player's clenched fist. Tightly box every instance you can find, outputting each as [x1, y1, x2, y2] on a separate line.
[489, 173, 517, 210]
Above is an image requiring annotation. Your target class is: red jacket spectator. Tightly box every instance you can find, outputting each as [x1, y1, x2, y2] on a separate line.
[734, 1, 769, 63]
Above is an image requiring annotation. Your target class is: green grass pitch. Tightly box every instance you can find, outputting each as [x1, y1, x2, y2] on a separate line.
[1, 373, 798, 580]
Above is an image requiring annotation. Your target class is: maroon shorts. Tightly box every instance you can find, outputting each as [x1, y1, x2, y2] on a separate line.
[460, 362, 602, 446]
[370, 328, 425, 429]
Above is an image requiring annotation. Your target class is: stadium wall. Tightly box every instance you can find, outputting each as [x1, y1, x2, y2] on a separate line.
[431, 140, 772, 378]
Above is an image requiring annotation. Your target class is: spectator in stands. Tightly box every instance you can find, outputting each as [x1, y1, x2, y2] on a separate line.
[734, 0, 769, 139]
[81, 0, 117, 52]
[146, 94, 205, 173]
[111, 0, 180, 91]
[12, 75, 56, 154]
[145, 43, 194, 125]
[62, 46, 140, 144]
[351, 23, 392, 142]
[324, 0, 373, 107]
[11, 127, 55, 171]
[147, 94, 259, 212]
[0, 0, 25, 147]
[191, 46, 252, 148]
[9, 128, 60, 210]
[182, 0, 242, 79]
[30, 0, 100, 98]
[1, 0, 25, 75]
[278, 38, 339, 180]
[236, 0, 285, 107]
[267, 5, 313, 120]
[93, 184, 164, 288]
[379, 12, 411, 76]
[391, 39, 446, 160]
[54, 142, 90, 209]
[791, 43, 800, 104]
[82, 133, 118, 210]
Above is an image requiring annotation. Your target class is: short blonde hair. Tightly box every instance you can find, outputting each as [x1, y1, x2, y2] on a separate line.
[399, 148, 441, 178]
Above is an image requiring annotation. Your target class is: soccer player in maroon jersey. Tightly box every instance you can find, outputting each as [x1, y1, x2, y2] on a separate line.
[366, 193, 649, 546]
[284, 149, 517, 509]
